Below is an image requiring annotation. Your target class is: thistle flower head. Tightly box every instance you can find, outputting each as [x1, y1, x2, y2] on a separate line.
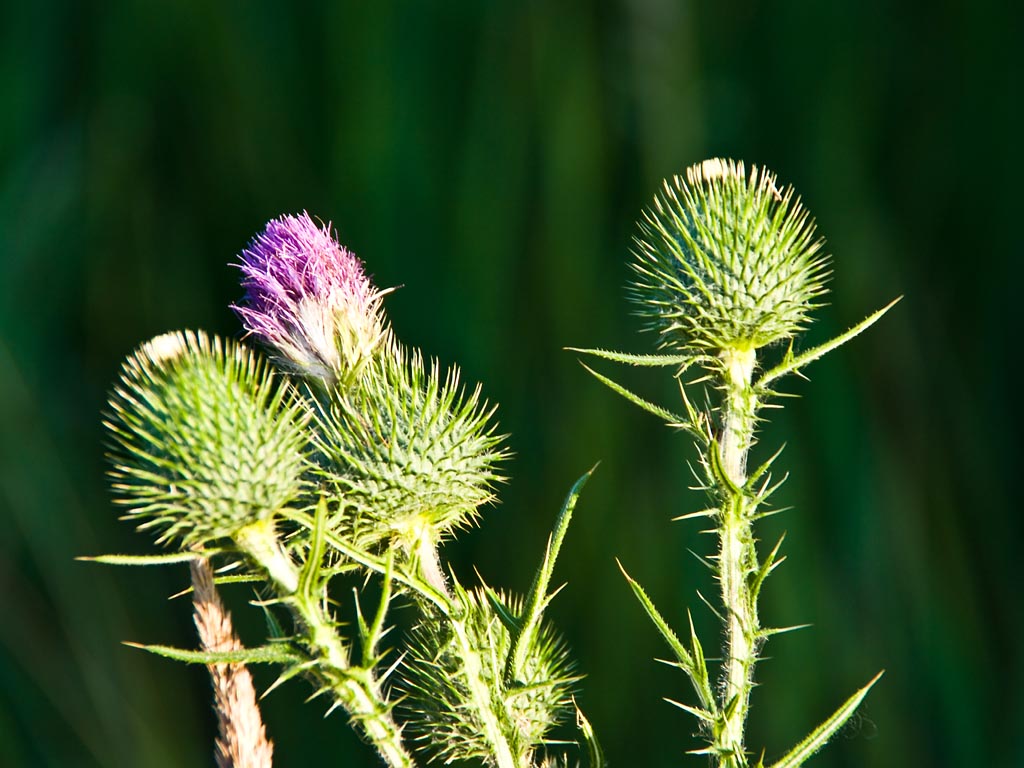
[105, 331, 310, 548]
[401, 587, 577, 765]
[630, 158, 830, 353]
[315, 343, 507, 551]
[233, 212, 386, 384]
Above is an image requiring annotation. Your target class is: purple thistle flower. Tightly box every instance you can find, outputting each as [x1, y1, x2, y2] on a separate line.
[233, 212, 386, 382]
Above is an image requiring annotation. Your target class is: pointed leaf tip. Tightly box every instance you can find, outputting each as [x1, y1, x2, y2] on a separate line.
[768, 671, 884, 768]
[565, 346, 696, 367]
[578, 362, 687, 425]
[758, 297, 901, 389]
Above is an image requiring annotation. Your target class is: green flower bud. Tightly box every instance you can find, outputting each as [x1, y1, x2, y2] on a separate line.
[105, 330, 310, 548]
[314, 341, 506, 551]
[631, 158, 829, 353]
[401, 587, 577, 765]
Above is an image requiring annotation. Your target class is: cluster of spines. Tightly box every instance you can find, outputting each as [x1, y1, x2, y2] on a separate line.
[105, 330, 310, 548]
[630, 158, 830, 353]
[312, 340, 508, 551]
[400, 585, 578, 766]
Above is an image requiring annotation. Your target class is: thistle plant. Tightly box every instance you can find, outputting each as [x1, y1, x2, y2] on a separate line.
[572, 158, 896, 767]
[92, 212, 601, 768]
[92, 163, 889, 767]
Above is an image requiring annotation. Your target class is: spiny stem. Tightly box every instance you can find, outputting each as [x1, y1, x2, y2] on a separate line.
[447, 612, 520, 768]
[235, 521, 416, 768]
[415, 532, 451, 600]
[716, 347, 759, 768]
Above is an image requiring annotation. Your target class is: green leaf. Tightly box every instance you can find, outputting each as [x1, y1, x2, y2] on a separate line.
[359, 547, 394, 668]
[506, 468, 593, 684]
[708, 440, 743, 497]
[573, 700, 606, 768]
[768, 671, 884, 768]
[686, 610, 715, 710]
[749, 534, 786, 602]
[292, 509, 450, 613]
[484, 586, 521, 635]
[757, 298, 901, 389]
[579, 363, 686, 425]
[665, 699, 715, 723]
[125, 641, 300, 666]
[617, 563, 693, 669]
[617, 562, 693, 674]
[747, 444, 786, 488]
[297, 496, 328, 601]
[618, 562, 719, 715]
[566, 347, 695, 368]
[78, 552, 200, 566]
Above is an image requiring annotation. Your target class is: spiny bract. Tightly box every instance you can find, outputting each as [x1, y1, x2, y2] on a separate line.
[630, 158, 830, 353]
[105, 330, 310, 548]
[401, 587, 578, 766]
[313, 341, 506, 550]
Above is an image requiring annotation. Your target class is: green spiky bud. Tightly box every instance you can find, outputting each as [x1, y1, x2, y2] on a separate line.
[401, 587, 577, 765]
[314, 342, 506, 551]
[631, 158, 829, 352]
[105, 330, 310, 548]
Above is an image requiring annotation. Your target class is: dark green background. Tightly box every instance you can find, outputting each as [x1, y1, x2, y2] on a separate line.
[1, 1, 1020, 766]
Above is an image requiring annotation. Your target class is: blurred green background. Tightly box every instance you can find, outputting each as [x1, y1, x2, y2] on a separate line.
[1, 1, 1020, 766]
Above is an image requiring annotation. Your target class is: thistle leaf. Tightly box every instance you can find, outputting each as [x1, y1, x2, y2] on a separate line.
[565, 347, 696, 368]
[78, 552, 200, 566]
[359, 547, 395, 668]
[749, 534, 787, 603]
[507, 468, 593, 684]
[574, 701, 606, 768]
[578, 363, 686, 425]
[617, 560, 693, 670]
[618, 561, 717, 714]
[125, 641, 300, 666]
[757, 298, 901, 389]
[485, 586, 522, 635]
[287, 507, 449, 612]
[747, 444, 786, 488]
[768, 671, 884, 768]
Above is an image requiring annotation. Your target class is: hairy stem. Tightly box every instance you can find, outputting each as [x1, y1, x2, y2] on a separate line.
[235, 521, 416, 768]
[716, 347, 759, 768]
[447, 611, 520, 768]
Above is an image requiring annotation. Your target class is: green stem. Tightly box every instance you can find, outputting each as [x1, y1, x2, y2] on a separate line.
[716, 347, 759, 768]
[236, 520, 416, 768]
[447, 611, 520, 768]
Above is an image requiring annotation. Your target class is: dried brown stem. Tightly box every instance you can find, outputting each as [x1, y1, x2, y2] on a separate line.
[191, 557, 274, 768]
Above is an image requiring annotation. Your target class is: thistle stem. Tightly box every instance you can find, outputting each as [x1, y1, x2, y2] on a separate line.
[447, 613, 520, 768]
[236, 521, 416, 768]
[716, 347, 759, 768]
